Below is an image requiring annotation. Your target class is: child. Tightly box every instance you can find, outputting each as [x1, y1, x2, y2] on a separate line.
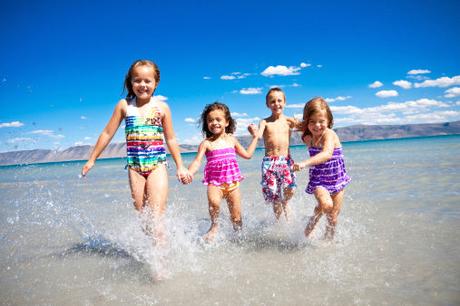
[188, 102, 258, 241]
[293, 97, 351, 240]
[81, 59, 191, 244]
[257, 87, 298, 221]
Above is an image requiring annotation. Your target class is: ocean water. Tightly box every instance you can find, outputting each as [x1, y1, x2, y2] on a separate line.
[0, 135, 459, 305]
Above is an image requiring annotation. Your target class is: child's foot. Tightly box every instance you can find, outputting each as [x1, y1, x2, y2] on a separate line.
[304, 226, 314, 238]
[203, 225, 219, 242]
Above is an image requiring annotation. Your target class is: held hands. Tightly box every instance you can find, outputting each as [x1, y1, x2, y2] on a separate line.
[177, 166, 193, 185]
[293, 161, 308, 172]
[247, 123, 258, 138]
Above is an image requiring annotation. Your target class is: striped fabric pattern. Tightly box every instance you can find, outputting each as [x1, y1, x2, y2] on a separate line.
[306, 147, 351, 194]
[125, 100, 167, 176]
[203, 147, 243, 186]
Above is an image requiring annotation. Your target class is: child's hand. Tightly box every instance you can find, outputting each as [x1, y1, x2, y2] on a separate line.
[247, 123, 258, 137]
[293, 162, 306, 171]
[177, 167, 192, 184]
[81, 160, 95, 177]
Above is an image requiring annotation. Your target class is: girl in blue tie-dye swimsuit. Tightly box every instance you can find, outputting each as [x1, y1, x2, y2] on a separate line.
[294, 97, 351, 240]
[82, 60, 191, 250]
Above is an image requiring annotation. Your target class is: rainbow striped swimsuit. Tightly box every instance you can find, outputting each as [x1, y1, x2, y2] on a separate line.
[125, 98, 167, 177]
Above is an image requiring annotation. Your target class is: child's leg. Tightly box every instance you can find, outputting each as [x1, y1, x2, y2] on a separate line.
[281, 187, 295, 221]
[204, 185, 223, 241]
[324, 190, 345, 240]
[128, 168, 148, 211]
[225, 187, 242, 231]
[144, 164, 169, 244]
[305, 187, 332, 238]
[272, 202, 283, 220]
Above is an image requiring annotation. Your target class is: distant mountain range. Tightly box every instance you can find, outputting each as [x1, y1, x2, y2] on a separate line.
[1, 121, 459, 166]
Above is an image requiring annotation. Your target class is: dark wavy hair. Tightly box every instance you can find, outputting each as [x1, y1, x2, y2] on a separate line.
[199, 102, 236, 138]
[301, 97, 334, 138]
[123, 59, 160, 99]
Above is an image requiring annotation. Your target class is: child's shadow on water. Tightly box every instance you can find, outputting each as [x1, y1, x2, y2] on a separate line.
[59, 236, 134, 259]
[241, 234, 306, 253]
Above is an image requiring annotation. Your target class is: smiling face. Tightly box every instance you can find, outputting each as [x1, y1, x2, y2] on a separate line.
[307, 110, 329, 138]
[266, 91, 286, 116]
[206, 109, 229, 136]
[130, 65, 158, 101]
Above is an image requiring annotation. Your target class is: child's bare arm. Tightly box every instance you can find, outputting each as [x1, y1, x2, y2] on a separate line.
[188, 141, 208, 176]
[162, 102, 192, 183]
[234, 132, 258, 159]
[82, 100, 125, 176]
[257, 120, 267, 139]
[294, 130, 335, 170]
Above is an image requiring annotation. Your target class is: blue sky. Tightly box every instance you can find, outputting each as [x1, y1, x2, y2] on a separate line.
[1, 0, 459, 152]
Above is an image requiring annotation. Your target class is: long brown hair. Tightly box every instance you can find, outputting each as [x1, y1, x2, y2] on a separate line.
[199, 102, 236, 138]
[301, 97, 334, 138]
[123, 59, 160, 99]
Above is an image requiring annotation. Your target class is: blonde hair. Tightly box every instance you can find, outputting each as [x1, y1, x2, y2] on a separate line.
[301, 97, 334, 138]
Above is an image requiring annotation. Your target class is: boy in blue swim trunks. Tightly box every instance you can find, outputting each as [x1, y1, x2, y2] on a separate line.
[257, 88, 298, 221]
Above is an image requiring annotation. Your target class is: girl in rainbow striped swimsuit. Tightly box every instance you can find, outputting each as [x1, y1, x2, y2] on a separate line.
[188, 102, 259, 241]
[82, 59, 191, 245]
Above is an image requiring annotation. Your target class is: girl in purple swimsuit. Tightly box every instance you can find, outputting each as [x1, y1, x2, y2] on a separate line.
[188, 102, 259, 241]
[294, 97, 351, 240]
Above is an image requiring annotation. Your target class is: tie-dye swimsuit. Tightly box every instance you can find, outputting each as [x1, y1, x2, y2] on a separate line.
[306, 146, 351, 194]
[125, 98, 167, 177]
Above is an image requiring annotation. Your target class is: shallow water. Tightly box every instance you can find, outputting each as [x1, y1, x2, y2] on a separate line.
[1, 135, 459, 305]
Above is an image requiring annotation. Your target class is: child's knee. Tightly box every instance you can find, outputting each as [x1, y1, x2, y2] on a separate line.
[320, 199, 333, 212]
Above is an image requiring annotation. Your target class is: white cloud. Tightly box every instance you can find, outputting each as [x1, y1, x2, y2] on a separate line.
[285, 103, 305, 109]
[325, 96, 352, 103]
[369, 81, 383, 88]
[80, 115, 87, 120]
[234, 117, 261, 136]
[444, 87, 460, 98]
[220, 72, 250, 80]
[7, 137, 34, 144]
[291, 83, 301, 87]
[185, 117, 197, 124]
[153, 95, 168, 103]
[407, 69, 431, 75]
[414, 75, 460, 88]
[316, 64, 323, 68]
[221, 75, 236, 80]
[231, 112, 248, 118]
[376, 90, 399, 98]
[0, 121, 24, 128]
[203, 76, 211, 80]
[300, 62, 310, 68]
[261, 65, 301, 77]
[404, 110, 459, 122]
[393, 80, 412, 89]
[30, 129, 65, 139]
[74, 141, 90, 146]
[181, 134, 203, 145]
[240, 87, 262, 95]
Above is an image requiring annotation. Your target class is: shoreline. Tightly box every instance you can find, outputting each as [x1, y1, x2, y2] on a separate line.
[1, 134, 458, 168]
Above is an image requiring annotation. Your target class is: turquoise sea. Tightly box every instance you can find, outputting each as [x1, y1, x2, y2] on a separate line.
[1, 135, 459, 305]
